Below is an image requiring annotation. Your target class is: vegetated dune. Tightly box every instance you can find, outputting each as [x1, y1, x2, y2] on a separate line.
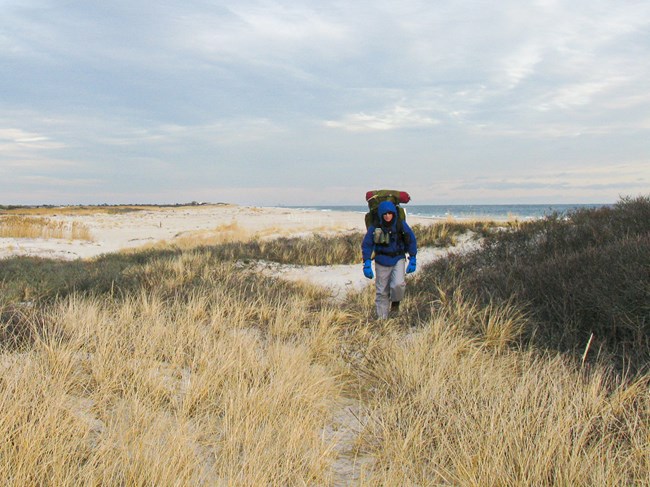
[0, 197, 648, 485]
[0, 204, 391, 260]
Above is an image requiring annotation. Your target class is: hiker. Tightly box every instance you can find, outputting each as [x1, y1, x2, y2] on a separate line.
[362, 200, 417, 319]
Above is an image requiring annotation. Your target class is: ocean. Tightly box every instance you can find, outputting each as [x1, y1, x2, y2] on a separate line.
[286, 204, 611, 220]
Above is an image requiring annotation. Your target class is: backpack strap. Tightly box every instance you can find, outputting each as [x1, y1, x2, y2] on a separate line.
[396, 213, 410, 247]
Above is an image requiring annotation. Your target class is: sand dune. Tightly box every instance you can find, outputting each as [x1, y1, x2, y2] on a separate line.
[0, 204, 471, 299]
[0, 204, 438, 260]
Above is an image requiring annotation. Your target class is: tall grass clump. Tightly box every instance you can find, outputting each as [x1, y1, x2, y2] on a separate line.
[354, 312, 649, 485]
[238, 232, 363, 265]
[413, 195, 650, 369]
[0, 253, 356, 485]
[0, 248, 182, 303]
[411, 220, 498, 247]
[0, 216, 92, 241]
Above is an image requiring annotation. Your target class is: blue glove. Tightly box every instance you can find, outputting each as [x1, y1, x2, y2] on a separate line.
[363, 259, 374, 279]
[406, 256, 416, 274]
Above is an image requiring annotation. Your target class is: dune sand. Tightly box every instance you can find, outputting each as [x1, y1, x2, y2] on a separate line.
[0, 205, 477, 299]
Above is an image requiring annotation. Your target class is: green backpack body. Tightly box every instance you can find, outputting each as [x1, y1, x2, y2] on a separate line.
[364, 189, 410, 230]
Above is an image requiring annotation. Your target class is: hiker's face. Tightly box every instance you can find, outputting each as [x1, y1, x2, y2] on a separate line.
[383, 212, 394, 223]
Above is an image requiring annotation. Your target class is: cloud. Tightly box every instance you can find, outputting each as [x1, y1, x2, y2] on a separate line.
[0, 127, 65, 151]
[0, 158, 81, 173]
[14, 175, 101, 187]
[445, 161, 650, 202]
[325, 105, 440, 132]
[499, 44, 543, 89]
[87, 118, 286, 148]
[534, 79, 625, 111]
[173, 1, 355, 77]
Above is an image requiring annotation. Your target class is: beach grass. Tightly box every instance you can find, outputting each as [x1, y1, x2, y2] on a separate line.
[0, 196, 648, 484]
[0, 216, 93, 241]
[354, 317, 649, 485]
[0, 268, 345, 484]
[162, 220, 495, 266]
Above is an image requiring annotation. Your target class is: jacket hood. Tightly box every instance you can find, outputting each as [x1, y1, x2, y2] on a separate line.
[378, 200, 397, 218]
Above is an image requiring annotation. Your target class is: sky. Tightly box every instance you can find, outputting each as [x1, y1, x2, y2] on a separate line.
[1, 0, 649, 206]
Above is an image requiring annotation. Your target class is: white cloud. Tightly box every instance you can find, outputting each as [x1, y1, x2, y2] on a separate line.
[535, 78, 627, 111]
[418, 160, 650, 203]
[325, 105, 440, 132]
[0, 157, 80, 171]
[470, 161, 650, 190]
[0, 127, 66, 152]
[88, 118, 287, 149]
[175, 2, 354, 71]
[499, 44, 543, 89]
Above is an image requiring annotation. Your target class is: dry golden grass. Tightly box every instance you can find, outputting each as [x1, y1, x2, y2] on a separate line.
[170, 222, 253, 247]
[113, 222, 253, 255]
[438, 213, 523, 225]
[350, 295, 650, 486]
[119, 222, 359, 266]
[0, 216, 93, 241]
[0, 258, 349, 485]
[0, 247, 648, 485]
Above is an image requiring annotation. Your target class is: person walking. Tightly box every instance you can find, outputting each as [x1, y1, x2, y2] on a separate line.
[362, 200, 417, 319]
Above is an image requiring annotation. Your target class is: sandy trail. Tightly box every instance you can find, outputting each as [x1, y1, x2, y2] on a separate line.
[253, 235, 479, 301]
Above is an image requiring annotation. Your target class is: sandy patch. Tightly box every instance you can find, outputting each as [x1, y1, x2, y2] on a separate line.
[0, 205, 434, 261]
[252, 233, 480, 301]
[0, 205, 478, 300]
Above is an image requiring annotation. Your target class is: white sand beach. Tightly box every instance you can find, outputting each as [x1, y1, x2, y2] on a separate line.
[0, 205, 476, 298]
[0, 205, 434, 259]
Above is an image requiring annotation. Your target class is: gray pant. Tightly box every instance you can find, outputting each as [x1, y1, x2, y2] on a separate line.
[375, 260, 406, 319]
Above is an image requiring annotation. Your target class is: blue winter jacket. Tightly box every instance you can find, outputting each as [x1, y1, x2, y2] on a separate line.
[362, 200, 417, 267]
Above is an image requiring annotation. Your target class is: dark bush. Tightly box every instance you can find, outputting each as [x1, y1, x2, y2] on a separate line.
[413, 196, 650, 370]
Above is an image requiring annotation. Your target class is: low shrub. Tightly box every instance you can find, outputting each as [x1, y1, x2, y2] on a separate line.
[413, 196, 650, 370]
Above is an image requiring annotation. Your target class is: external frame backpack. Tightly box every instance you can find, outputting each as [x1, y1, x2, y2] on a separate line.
[364, 189, 410, 230]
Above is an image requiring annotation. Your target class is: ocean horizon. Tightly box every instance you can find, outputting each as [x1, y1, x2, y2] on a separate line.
[285, 203, 611, 220]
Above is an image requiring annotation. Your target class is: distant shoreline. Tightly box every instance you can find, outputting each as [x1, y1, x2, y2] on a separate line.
[1, 202, 613, 222]
[282, 203, 612, 220]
